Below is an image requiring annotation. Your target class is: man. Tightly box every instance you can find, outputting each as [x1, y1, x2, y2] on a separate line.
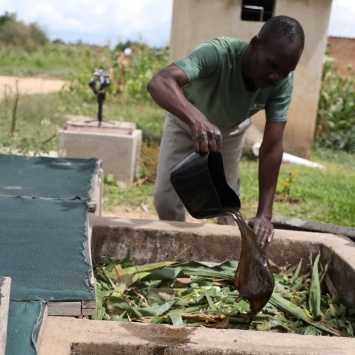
[147, 16, 305, 246]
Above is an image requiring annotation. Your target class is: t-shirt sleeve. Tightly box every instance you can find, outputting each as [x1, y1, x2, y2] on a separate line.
[265, 73, 294, 122]
[173, 42, 220, 82]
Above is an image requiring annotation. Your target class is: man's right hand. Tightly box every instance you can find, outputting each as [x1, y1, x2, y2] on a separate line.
[147, 63, 222, 153]
[189, 119, 222, 153]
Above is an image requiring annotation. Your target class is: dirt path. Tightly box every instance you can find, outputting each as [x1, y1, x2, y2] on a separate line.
[0, 75, 68, 100]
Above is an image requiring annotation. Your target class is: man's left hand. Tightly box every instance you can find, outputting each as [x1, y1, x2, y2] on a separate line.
[246, 216, 274, 248]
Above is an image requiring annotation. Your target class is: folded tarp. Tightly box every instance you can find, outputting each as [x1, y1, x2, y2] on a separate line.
[0, 154, 99, 201]
[6, 301, 46, 355]
[0, 198, 94, 302]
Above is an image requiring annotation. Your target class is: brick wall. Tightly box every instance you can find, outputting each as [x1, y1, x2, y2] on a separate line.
[327, 36, 355, 74]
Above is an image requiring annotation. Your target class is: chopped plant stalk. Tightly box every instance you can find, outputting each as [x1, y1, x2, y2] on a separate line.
[91, 250, 355, 337]
[309, 251, 323, 320]
[289, 259, 302, 284]
[319, 248, 334, 288]
[205, 289, 217, 310]
[172, 246, 191, 262]
[270, 288, 342, 336]
[169, 312, 183, 326]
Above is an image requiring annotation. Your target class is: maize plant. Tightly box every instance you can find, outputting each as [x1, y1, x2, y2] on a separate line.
[315, 57, 355, 153]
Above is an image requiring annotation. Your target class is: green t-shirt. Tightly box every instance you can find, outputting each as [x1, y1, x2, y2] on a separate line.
[173, 37, 293, 132]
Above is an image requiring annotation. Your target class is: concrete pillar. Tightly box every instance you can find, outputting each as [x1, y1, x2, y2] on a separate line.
[58, 117, 142, 183]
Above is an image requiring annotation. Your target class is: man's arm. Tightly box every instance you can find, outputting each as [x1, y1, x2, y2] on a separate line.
[248, 121, 286, 246]
[147, 63, 222, 153]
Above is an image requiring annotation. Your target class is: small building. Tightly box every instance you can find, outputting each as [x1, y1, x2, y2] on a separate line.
[169, 0, 333, 158]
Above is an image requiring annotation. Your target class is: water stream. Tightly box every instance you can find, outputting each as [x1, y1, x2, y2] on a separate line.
[226, 209, 275, 324]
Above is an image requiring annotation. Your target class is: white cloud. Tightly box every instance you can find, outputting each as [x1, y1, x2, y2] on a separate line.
[33, 0, 174, 46]
[328, 0, 355, 38]
[0, 0, 353, 47]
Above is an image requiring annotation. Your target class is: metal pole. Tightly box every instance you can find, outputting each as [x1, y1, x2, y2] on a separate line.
[97, 92, 105, 126]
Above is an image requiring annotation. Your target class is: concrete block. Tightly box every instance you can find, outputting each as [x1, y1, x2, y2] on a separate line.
[39, 316, 355, 355]
[58, 128, 142, 183]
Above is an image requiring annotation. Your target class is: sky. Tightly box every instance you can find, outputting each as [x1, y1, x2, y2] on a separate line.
[0, 0, 354, 48]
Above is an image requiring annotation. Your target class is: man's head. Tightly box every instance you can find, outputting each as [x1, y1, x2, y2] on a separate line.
[247, 16, 305, 89]
[258, 15, 304, 52]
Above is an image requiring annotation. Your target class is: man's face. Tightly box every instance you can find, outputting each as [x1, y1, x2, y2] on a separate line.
[250, 37, 302, 89]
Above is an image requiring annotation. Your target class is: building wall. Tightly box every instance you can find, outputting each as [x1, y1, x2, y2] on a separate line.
[169, 0, 332, 158]
[327, 36, 355, 73]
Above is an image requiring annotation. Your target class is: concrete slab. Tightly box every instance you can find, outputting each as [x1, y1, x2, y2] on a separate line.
[63, 115, 136, 135]
[39, 316, 355, 355]
[58, 128, 142, 183]
[58, 129, 142, 182]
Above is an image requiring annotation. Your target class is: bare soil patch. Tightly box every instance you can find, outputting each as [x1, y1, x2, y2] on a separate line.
[102, 205, 214, 224]
[0, 75, 68, 100]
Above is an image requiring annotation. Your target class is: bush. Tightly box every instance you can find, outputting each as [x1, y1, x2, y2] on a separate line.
[315, 57, 355, 153]
[0, 11, 48, 51]
[64, 42, 169, 104]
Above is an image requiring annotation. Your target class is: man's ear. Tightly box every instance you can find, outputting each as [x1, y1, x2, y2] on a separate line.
[249, 35, 261, 50]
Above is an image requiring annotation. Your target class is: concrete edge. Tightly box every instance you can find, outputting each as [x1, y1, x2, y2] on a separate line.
[272, 215, 355, 240]
[58, 128, 143, 139]
[88, 215, 355, 269]
[38, 316, 355, 355]
[89, 214, 354, 249]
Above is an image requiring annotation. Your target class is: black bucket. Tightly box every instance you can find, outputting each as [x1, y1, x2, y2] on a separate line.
[170, 151, 241, 219]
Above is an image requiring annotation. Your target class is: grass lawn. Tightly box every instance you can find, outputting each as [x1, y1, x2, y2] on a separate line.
[103, 147, 355, 228]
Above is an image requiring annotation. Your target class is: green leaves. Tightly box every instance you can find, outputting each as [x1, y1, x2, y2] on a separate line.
[309, 252, 323, 320]
[315, 57, 355, 152]
[91, 250, 355, 337]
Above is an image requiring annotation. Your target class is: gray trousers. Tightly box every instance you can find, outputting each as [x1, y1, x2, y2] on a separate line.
[153, 112, 251, 221]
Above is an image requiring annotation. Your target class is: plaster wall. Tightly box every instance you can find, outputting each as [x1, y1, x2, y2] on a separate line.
[169, 0, 332, 158]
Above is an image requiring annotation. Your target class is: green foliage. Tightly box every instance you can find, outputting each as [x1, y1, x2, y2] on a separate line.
[0, 92, 66, 154]
[315, 57, 355, 153]
[92, 251, 355, 336]
[0, 39, 101, 79]
[239, 157, 355, 227]
[276, 169, 299, 202]
[0, 11, 48, 51]
[104, 182, 154, 213]
[62, 42, 169, 103]
[0, 11, 16, 26]
[103, 174, 119, 187]
[120, 45, 168, 101]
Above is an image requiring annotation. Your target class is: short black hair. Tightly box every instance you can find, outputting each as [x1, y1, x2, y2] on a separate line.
[258, 15, 305, 51]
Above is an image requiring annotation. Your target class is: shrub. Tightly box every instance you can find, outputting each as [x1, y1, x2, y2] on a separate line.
[0, 12, 48, 51]
[63, 42, 169, 104]
[315, 57, 355, 153]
